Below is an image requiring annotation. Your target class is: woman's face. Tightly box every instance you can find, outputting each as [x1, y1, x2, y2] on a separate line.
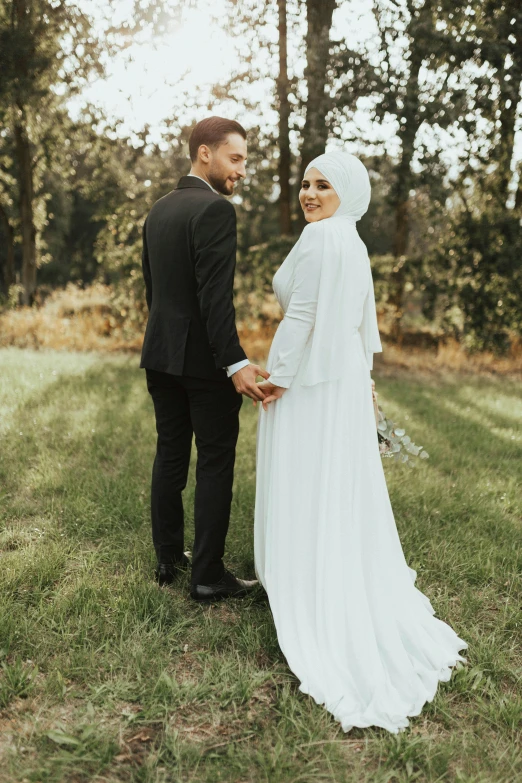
[299, 168, 341, 222]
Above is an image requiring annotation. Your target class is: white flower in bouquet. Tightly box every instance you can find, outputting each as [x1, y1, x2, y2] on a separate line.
[372, 385, 429, 467]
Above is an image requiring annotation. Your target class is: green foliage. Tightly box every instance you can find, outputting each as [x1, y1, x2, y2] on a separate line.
[434, 207, 522, 352]
[90, 122, 194, 332]
[234, 124, 283, 250]
[0, 1, 186, 300]
[0, 0, 107, 300]
[1, 0, 522, 352]
[235, 236, 295, 325]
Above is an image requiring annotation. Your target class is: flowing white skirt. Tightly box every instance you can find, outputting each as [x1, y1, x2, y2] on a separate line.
[254, 331, 467, 734]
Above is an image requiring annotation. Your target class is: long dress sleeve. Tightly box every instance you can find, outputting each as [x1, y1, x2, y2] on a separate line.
[267, 224, 323, 388]
[358, 256, 382, 371]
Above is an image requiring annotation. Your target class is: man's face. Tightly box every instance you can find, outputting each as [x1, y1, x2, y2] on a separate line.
[203, 133, 247, 195]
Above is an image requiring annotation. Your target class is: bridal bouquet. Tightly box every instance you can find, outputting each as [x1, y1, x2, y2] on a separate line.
[374, 399, 429, 467]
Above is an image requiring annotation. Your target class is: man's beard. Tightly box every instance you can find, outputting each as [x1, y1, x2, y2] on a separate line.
[208, 169, 235, 196]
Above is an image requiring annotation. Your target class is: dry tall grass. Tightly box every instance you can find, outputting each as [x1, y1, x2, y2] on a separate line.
[239, 326, 522, 378]
[0, 284, 142, 353]
[1, 284, 521, 378]
[376, 337, 522, 378]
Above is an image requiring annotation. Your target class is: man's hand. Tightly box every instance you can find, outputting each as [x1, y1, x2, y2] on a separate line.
[231, 364, 270, 401]
[255, 380, 287, 411]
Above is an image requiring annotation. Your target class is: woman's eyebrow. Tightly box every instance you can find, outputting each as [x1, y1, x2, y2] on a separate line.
[315, 179, 330, 184]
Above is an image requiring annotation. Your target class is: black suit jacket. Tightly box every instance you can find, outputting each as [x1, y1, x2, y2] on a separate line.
[140, 176, 247, 379]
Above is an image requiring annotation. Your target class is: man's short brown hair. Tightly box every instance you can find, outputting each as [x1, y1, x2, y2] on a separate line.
[189, 116, 247, 162]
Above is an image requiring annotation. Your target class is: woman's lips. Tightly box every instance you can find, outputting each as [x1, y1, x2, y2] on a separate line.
[305, 204, 319, 210]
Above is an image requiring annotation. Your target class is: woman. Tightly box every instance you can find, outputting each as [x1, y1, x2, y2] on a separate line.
[254, 151, 467, 734]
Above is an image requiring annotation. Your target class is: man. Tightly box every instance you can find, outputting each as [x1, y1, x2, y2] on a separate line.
[140, 116, 268, 602]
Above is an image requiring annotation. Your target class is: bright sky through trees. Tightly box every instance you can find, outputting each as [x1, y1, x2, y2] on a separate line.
[68, 0, 521, 170]
[68, 0, 386, 146]
[68, 0, 260, 142]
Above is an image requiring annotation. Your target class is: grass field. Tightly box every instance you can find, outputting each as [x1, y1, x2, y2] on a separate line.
[0, 347, 520, 783]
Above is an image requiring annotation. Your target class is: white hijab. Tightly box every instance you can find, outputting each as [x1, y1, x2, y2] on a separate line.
[301, 151, 382, 386]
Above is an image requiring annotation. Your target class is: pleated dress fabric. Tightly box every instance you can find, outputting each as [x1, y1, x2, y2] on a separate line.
[254, 153, 467, 734]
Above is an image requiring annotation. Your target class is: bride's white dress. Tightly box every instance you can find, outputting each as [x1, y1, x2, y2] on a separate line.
[254, 220, 467, 734]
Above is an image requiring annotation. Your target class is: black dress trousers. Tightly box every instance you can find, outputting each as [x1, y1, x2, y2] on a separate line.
[146, 368, 243, 586]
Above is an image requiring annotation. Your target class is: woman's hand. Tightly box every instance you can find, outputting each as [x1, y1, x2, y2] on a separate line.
[255, 380, 287, 411]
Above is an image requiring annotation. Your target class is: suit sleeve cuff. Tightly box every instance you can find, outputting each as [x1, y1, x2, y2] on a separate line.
[226, 358, 250, 377]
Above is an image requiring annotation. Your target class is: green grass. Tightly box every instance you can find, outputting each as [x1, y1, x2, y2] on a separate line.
[0, 346, 520, 783]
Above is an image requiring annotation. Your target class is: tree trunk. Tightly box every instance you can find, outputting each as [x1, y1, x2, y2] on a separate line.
[11, 0, 37, 304]
[0, 202, 16, 295]
[496, 74, 519, 206]
[14, 116, 37, 305]
[389, 109, 419, 341]
[487, 1, 522, 207]
[277, 0, 292, 235]
[388, 4, 428, 341]
[299, 0, 337, 180]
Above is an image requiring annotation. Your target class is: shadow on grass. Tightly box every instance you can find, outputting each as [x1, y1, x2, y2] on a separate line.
[1, 357, 521, 782]
[2, 364, 520, 583]
[375, 373, 521, 465]
[0, 358, 276, 670]
[2, 362, 153, 536]
[364, 374, 522, 603]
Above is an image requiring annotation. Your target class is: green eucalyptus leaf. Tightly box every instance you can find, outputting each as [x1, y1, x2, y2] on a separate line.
[378, 406, 430, 467]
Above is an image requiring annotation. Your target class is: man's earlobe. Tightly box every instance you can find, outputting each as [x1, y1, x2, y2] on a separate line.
[199, 144, 211, 163]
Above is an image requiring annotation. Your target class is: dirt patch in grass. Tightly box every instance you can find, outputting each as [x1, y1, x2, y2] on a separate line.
[115, 725, 162, 766]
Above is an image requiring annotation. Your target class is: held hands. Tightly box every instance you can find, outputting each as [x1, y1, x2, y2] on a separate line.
[231, 364, 270, 401]
[255, 380, 287, 411]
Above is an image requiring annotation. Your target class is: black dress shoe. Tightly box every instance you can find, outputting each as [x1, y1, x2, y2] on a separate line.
[190, 569, 258, 603]
[155, 552, 191, 586]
